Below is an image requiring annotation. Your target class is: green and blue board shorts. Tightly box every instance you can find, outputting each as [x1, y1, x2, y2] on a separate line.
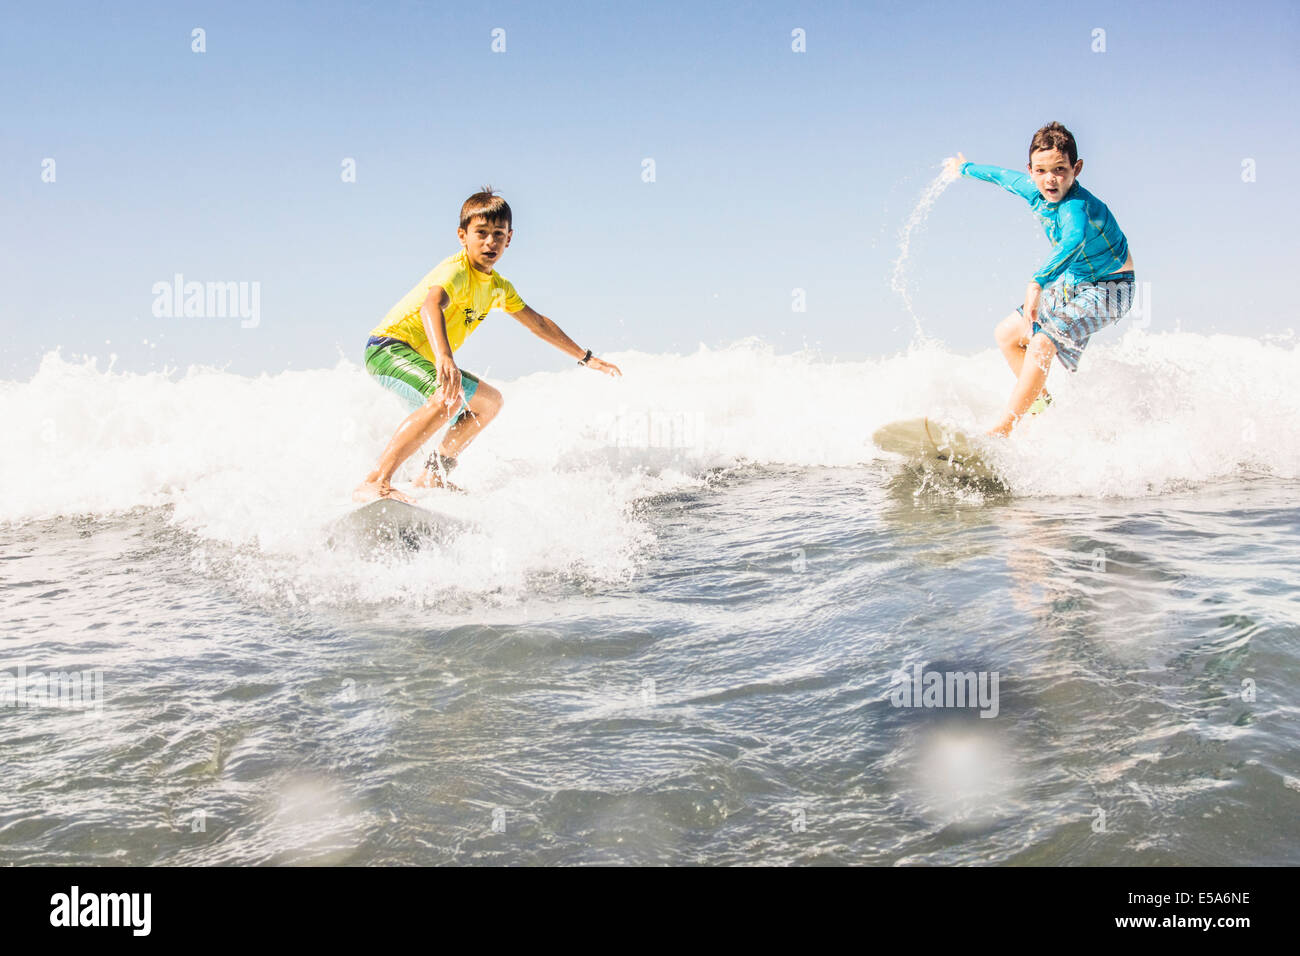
[1019, 271, 1136, 372]
[364, 335, 479, 413]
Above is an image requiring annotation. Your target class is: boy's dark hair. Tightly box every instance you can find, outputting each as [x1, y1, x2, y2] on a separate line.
[460, 186, 512, 230]
[1028, 122, 1078, 165]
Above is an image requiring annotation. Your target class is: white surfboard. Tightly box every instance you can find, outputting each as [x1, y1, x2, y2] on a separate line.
[328, 497, 473, 551]
[872, 417, 1000, 481]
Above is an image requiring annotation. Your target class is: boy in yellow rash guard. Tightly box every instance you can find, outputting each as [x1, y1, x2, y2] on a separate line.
[354, 187, 622, 503]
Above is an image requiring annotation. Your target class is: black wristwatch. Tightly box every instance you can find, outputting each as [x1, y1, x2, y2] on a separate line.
[579, 349, 592, 365]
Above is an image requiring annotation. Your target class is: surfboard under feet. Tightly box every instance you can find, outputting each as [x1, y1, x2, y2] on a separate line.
[328, 498, 473, 551]
[871, 417, 1000, 481]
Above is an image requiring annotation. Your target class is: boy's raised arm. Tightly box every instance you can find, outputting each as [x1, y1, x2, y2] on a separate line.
[946, 152, 1039, 202]
[509, 304, 622, 377]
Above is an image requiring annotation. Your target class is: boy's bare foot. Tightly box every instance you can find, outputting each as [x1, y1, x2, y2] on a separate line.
[985, 413, 1016, 438]
[352, 478, 416, 504]
[413, 469, 463, 493]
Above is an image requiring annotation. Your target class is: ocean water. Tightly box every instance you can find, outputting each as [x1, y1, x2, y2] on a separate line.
[2, 333, 1298, 865]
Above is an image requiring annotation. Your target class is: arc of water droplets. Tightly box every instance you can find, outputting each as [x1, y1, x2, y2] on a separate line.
[891, 166, 959, 339]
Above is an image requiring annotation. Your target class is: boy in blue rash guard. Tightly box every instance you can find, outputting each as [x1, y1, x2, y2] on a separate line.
[944, 122, 1136, 436]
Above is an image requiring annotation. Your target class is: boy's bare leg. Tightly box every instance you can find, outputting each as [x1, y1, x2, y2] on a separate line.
[354, 399, 454, 502]
[995, 310, 1052, 404]
[412, 382, 505, 490]
[440, 381, 504, 459]
[995, 311, 1030, 377]
[988, 332, 1056, 437]
[411, 382, 504, 489]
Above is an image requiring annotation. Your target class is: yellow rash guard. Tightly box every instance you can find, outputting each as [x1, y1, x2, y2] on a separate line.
[370, 250, 525, 362]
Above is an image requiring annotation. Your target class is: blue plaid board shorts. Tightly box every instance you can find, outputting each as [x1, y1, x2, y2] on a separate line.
[1018, 271, 1136, 372]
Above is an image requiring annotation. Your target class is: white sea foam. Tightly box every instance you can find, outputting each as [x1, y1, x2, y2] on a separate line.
[1, 332, 1296, 599]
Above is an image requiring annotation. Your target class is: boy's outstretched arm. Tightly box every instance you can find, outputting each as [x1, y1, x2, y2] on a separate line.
[942, 152, 968, 179]
[944, 152, 1039, 202]
[509, 304, 622, 377]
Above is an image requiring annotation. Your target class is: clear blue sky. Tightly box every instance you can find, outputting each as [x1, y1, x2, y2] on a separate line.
[3, 0, 1297, 380]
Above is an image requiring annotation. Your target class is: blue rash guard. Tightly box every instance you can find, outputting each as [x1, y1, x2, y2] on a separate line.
[960, 162, 1129, 286]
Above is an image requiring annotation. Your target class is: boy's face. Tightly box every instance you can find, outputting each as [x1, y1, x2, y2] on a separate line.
[1027, 148, 1083, 203]
[458, 215, 512, 272]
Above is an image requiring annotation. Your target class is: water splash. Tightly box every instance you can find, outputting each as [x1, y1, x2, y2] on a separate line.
[891, 166, 959, 338]
[3, 333, 1297, 523]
